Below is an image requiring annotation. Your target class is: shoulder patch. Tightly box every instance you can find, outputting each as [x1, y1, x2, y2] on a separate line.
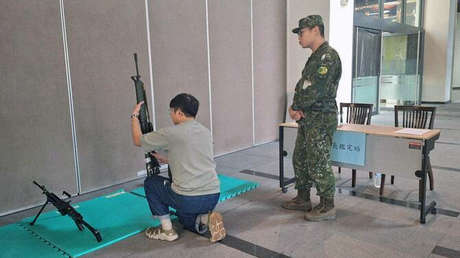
[318, 66, 328, 75]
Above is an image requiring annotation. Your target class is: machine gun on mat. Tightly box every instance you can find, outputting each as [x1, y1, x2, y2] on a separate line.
[30, 181, 102, 242]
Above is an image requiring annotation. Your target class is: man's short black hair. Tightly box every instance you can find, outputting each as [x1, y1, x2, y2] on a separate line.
[170, 93, 199, 118]
[309, 24, 324, 38]
[318, 24, 324, 37]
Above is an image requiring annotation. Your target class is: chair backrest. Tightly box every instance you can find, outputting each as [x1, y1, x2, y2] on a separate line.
[340, 103, 373, 125]
[394, 105, 436, 129]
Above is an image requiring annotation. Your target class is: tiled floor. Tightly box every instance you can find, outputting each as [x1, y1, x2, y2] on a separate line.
[2, 103, 460, 258]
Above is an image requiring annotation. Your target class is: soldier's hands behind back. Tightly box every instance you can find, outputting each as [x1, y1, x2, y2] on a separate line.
[289, 107, 305, 121]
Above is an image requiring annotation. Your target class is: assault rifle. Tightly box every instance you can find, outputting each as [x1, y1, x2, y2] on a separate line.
[30, 181, 102, 242]
[131, 53, 161, 177]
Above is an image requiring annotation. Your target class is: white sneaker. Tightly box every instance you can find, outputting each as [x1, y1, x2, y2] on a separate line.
[145, 227, 178, 241]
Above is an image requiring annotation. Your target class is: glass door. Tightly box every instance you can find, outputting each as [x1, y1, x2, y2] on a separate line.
[352, 27, 381, 113]
[380, 31, 420, 109]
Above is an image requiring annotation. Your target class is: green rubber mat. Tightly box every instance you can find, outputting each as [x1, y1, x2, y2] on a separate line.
[1, 174, 258, 257]
[0, 224, 67, 258]
[217, 174, 259, 202]
[131, 174, 259, 203]
[19, 189, 160, 257]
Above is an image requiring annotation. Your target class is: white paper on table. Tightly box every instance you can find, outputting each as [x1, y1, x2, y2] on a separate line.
[395, 128, 431, 135]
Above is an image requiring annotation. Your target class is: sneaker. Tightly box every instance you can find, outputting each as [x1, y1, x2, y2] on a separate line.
[195, 214, 209, 234]
[145, 227, 179, 241]
[208, 211, 226, 243]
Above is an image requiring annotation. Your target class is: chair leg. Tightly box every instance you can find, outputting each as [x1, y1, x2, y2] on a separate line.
[369, 172, 373, 179]
[380, 174, 386, 196]
[338, 166, 341, 174]
[352, 169, 356, 188]
[391, 175, 394, 185]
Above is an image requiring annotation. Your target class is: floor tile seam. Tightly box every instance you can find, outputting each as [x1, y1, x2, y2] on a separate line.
[431, 245, 460, 258]
[185, 227, 291, 258]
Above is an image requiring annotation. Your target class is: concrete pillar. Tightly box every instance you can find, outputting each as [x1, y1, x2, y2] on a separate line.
[422, 0, 457, 103]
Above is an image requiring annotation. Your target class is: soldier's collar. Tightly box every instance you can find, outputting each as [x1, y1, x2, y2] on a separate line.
[310, 41, 329, 59]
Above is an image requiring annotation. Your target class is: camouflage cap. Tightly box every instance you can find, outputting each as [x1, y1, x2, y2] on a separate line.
[292, 15, 324, 34]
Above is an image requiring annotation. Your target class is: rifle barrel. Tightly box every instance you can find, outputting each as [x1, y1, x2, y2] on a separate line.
[134, 53, 140, 78]
[33, 181, 45, 191]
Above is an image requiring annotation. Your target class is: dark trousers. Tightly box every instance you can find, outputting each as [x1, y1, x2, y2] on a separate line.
[144, 175, 219, 232]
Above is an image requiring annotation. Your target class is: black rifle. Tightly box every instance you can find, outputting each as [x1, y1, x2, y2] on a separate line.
[30, 181, 102, 242]
[131, 53, 163, 177]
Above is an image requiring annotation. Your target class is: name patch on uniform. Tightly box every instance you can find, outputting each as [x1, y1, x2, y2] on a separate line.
[318, 66, 328, 75]
[303, 80, 312, 89]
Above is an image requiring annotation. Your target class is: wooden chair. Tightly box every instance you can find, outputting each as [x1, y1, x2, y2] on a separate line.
[338, 103, 373, 188]
[376, 105, 436, 195]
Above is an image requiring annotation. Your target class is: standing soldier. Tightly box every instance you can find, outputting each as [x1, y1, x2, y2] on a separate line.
[281, 15, 342, 221]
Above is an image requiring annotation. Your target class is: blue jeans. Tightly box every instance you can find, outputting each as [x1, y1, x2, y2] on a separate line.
[144, 175, 219, 233]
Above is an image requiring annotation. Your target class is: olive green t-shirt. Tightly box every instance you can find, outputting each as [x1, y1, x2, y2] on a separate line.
[140, 120, 220, 196]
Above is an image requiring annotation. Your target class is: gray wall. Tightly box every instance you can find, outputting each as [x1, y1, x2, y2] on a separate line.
[0, 0, 76, 214]
[253, 0, 286, 144]
[148, 0, 211, 130]
[0, 0, 286, 215]
[64, 0, 149, 193]
[209, 0, 253, 154]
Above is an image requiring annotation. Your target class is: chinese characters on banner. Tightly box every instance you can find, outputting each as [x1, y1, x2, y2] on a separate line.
[331, 131, 366, 166]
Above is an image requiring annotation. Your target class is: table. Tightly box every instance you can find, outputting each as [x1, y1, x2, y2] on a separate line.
[278, 122, 441, 224]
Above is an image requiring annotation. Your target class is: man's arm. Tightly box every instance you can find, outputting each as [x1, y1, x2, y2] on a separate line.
[292, 53, 339, 112]
[131, 102, 143, 147]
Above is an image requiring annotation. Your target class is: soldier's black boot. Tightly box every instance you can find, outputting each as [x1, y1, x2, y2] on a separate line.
[281, 189, 312, 211]
[304, 196, 336, 221]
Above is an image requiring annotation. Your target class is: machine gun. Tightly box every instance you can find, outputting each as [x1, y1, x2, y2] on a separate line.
[30, 181, 102, 242]
[131, 53, 161, 177]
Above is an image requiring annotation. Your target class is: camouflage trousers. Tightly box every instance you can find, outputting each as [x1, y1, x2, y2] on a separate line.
[293, 113, 337, 197]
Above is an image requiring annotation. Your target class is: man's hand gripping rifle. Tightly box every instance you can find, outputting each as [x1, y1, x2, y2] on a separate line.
[30, 181, 102, 242]
[131, 53, 161, 177]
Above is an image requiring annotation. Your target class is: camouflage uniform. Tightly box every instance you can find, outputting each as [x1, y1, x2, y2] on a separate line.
[291, 16, 342, 198]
